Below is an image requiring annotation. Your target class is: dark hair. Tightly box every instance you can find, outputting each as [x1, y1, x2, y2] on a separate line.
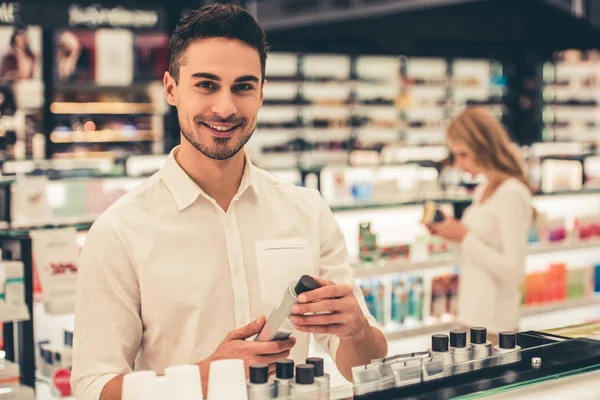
[168, 4, 268, 83]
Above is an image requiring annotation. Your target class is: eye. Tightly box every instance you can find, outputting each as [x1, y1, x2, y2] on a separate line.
[196, 81, 216, 90]
[234, 83, 254, 92]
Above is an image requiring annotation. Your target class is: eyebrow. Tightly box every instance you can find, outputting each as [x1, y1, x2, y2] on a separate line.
[234, 75, 260, 83]
[191, 72, 260, 84]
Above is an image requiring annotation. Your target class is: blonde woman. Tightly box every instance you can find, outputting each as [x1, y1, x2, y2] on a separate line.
[429, 107, 533, 343]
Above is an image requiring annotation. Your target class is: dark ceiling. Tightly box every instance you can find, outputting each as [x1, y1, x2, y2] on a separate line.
[263, 0, 600, 61]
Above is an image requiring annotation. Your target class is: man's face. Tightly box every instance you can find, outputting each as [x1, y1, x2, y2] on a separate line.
[164, 37, 264, 161]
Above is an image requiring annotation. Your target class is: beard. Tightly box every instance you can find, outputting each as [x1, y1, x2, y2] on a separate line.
[180, 114, 255, 161]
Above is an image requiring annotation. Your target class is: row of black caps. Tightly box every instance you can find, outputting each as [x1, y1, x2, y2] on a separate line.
[432, 327, 517, 352]
[250, 357, 325, 385]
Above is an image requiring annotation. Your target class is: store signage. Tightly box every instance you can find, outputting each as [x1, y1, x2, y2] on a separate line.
[0, 2, 18, 24]
[10, 176, 53, 228]
[30, 228, 79, 316]
[68, 4, 159, 28]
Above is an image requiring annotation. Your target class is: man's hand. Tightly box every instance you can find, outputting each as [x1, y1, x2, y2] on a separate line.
[209, 314, 296, 373]
[289, 278, 369, 340]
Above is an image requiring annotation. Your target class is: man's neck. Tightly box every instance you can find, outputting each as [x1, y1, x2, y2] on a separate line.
[175, 141, 246, 212]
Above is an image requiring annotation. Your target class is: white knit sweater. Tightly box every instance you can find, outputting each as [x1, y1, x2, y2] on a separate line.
[457, 178, 533, 333]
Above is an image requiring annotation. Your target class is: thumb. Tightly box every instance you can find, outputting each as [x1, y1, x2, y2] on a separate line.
[229, 314, 266, 340]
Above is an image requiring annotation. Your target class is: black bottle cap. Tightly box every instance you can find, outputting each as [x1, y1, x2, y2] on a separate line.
[450, 330, 467, 348]
[296, 364, 315, 384]
[276, 359, 294, 379]
[249, 364, 269, 384]
[295, 275, 318, 295]
[432, 334, 449, 352]
[471, 327, 487, 344]
[306, 357, 324, 377]
[499, 332, 517, 349]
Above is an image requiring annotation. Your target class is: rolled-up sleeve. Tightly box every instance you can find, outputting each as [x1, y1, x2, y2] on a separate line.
[312, 195, 380, 362]
[71, 214, 142, 400]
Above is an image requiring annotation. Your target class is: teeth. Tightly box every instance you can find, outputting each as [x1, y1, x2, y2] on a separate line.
[207, 123, 235, 132]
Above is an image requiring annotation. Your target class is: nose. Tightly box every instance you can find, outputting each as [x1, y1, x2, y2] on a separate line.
[211, 90, 237, 119]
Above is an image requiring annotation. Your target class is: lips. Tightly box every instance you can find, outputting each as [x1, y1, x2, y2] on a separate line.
[200, 122, 242, 137]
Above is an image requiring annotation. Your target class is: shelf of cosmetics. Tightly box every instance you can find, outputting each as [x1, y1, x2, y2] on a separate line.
[359, 270, 458, 328]
[50, 116, 160, 145]
[351, 328, 526, 397]
[117, 357, 331, 400]
[541, 49, 600, 144]
[255, 54, 506, 160]
[358, 259, 600, 329]
[522, 263, 600, 307]
[264, 53, 505, 98]
[0, 357, 34, 399]
[321, 154, 600, 208]
[0, 258, 28, 323]
[36, 331, 76, 397]
[353, 212, 600, 268]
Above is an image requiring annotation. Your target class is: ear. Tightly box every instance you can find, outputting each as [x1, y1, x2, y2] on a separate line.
[259, 78, 267, 108]
[164, 71, 177, 107]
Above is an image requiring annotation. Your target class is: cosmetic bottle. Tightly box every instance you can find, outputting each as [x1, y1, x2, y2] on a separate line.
[306, 358, 330, 400]
[289, 365, 320, 400]
[4, 262, 25, 306]
[256, 275, 318, 342]
[449, 330, 473, 374]
[273, 359, 294, 398]
[470, 327, 492, 369]
[247, 364, 276, 400]
[421, 201, 445, 225]
[430, 334, 454, 377]
[493, 332, 522, 366]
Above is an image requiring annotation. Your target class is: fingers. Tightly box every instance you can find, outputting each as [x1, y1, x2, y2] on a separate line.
[228, 314, 266, 340]
[293, 324, 343, 335]
[257, 350, 292, 365]
[254, 337, 297, 355]
[291, 299, 342, 315]
[291, 312, 345, 326]
[298, 284, 353, 303]
[268, 363, 276, 376]
[313, 277, 334, 287]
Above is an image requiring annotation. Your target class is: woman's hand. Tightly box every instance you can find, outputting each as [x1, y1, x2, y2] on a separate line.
[428, 216, 468, 242]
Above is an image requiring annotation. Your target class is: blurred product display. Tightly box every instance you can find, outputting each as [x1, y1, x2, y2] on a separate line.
[351, 323, 600, 399]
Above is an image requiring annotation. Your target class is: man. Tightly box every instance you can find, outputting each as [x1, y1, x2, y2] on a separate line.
[71, 4, 388, 399]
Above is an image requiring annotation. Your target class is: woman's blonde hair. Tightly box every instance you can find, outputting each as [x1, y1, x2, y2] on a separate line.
[447, 107, 531, 192]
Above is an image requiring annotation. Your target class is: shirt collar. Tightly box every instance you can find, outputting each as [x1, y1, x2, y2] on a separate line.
[161, 146, 259, 212]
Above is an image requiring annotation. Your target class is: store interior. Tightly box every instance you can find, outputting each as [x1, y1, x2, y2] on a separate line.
[0, 0, 599, 399]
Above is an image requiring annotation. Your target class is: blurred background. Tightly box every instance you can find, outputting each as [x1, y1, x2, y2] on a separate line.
[0, 0, 599, 398]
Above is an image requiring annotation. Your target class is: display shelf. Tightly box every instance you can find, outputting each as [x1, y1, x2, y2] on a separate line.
[328, 187, 600, 212]
[382, 299, 600, 340]
[0, 304, 30, 323]
[50, 130, 157, 144]
[527, 239, 600, 255]
[352, 239, 600, 281]
[0, 221, 93, 239]
[521, 296, 600, 317]
[329, 194, 472, 212]
[353, 257, 457, 278]
[53, 82, 156, 92]
[49, 102, 157, 115]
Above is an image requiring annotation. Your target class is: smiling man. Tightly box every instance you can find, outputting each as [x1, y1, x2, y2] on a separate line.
[71, 4, 387, 400]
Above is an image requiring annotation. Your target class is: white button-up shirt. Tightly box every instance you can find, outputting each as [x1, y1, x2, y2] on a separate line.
[71, 147, 378, 400]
